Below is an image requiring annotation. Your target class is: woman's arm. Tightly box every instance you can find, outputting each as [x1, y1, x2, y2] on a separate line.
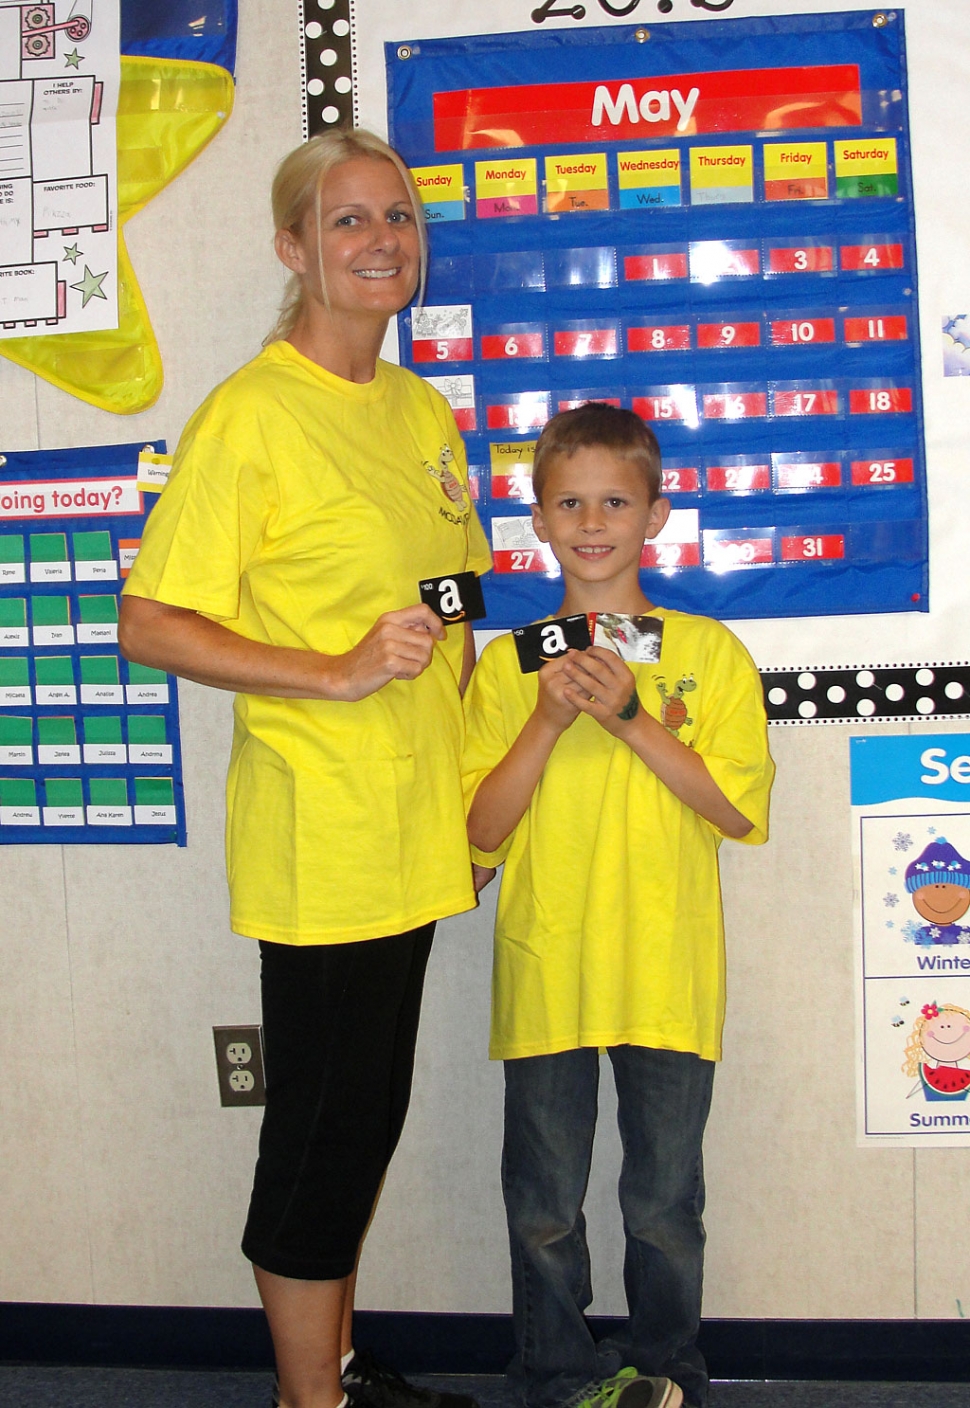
[118, 594, 446, 702]
[561, 648, 753, 839]
[459, 622, 476, 698]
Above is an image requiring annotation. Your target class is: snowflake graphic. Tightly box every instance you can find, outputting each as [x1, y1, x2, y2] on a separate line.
[928, 827, 938, 836]
[886, 921, 895, 930]
[893, 833, 914, 852]
[889, 867, 898, 876]
[884, 893, 900, 908]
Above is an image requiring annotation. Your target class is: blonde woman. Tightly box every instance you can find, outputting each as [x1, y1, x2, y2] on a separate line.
[119, 130, 490, 1408]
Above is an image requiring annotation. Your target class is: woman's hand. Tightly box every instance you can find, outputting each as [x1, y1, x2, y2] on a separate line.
[119, 595, 445, 702]
[323, 605, 445, 701]
[472, 864, 497, 894]
[561, 647, 640, 735]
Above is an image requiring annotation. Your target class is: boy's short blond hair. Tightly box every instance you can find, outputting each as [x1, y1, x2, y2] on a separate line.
[531, 403, 662, 504]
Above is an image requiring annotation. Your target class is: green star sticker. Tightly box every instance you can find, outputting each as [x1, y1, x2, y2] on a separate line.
[70, 265, 108, 307]
[62, 243, 81, 264]
[64, 49, 82, 68]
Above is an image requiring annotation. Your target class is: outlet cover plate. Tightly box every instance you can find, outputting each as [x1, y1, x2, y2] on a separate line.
[213, 1025, 266, 1107]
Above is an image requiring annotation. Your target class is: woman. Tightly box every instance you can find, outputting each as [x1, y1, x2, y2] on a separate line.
[119, 130, 491, 1408]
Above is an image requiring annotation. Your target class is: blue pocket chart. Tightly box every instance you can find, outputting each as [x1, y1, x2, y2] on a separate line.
[0, 442, 186, 845]
[387, 9, 927, 629]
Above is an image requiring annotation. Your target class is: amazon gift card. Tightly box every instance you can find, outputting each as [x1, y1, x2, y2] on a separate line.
[419, 572, 486, 624]
[513, 614, 591, 673]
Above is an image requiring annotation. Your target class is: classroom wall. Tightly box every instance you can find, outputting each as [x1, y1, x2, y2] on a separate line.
[1, 0, 969, 1324]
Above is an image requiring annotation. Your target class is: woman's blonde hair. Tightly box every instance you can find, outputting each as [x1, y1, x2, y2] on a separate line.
[265, 128, 427, 345]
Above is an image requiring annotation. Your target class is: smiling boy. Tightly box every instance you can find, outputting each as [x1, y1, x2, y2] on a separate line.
[462, 404, 774, 1408]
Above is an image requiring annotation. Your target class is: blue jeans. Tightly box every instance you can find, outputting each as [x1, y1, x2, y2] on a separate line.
[502, 1045, 715, 1408]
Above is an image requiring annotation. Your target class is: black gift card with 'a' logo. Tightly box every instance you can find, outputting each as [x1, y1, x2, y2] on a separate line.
[418, 571, 487, 624]
[513, 614, 592, 673]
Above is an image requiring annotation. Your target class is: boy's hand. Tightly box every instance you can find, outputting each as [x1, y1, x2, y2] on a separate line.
[561, 647, 641, 736]
[533, 653, 582, 733]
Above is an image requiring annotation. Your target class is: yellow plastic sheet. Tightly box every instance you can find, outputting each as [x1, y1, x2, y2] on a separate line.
[0, 56, 234, 415]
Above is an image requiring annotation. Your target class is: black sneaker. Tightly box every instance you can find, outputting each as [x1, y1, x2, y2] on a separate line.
[343, 1349, 480, 1408]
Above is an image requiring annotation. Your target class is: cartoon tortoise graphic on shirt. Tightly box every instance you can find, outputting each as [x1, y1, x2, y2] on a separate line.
[655, 674, 697, 734]
[425, 445, 467, 507]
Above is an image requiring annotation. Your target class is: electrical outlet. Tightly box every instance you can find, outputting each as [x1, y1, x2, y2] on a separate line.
[213, 1025, 266, 1107]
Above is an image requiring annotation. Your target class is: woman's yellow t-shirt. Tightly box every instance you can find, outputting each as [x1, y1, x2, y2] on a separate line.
[462, 610, 774, 1062]
[125, 341, 492, 944]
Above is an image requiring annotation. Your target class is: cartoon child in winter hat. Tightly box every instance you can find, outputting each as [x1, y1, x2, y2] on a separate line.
[905, 837, 970, 945]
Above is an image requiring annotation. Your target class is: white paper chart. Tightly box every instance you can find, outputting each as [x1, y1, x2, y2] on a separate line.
[0, 0, 119, 338]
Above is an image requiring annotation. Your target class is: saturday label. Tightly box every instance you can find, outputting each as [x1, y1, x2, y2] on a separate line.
[835, 138, 898, 198]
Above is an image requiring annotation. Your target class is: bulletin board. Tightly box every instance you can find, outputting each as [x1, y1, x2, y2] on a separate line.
[0, 442, 186, 845]
[386, 9, 926, 631]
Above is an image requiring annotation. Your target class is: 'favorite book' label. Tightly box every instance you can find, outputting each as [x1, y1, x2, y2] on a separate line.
[513, 614, 591, 673]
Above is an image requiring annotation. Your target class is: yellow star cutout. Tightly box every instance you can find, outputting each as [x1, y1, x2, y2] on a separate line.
[0, 56, 234, 414]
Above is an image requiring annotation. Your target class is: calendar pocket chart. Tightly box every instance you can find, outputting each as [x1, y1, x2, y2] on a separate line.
[387, 9, 927, 629]
[0, 442, 185, 845]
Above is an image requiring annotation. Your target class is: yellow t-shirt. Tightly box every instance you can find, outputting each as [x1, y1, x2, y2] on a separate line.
[125, 340, 492, 944]
[462, 608, 774, 1061]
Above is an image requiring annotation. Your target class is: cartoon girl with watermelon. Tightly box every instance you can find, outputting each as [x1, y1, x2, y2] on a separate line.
[902, 1002, 970, 1100]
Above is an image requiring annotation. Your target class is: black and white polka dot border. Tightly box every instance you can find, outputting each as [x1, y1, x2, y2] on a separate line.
[760, 664, 970, 725]
[301, 0, 354, 139]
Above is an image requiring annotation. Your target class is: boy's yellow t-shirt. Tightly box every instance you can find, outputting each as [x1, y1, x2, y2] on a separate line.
[462, 608, 774, 1061]
[124, 340, 492, 945]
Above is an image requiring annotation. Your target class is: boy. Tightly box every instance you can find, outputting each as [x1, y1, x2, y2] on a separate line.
[463, 404, 774, 1408]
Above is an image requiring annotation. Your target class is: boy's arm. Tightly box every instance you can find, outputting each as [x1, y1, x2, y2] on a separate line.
[561, 647, 754, 839]
[466, 654, 580, 854]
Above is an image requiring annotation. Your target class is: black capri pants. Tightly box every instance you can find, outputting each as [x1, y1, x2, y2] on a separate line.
[241, 923, 435, 1281]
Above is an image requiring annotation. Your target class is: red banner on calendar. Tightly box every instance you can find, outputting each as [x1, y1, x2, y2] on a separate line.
[434, 65, 861, 150]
